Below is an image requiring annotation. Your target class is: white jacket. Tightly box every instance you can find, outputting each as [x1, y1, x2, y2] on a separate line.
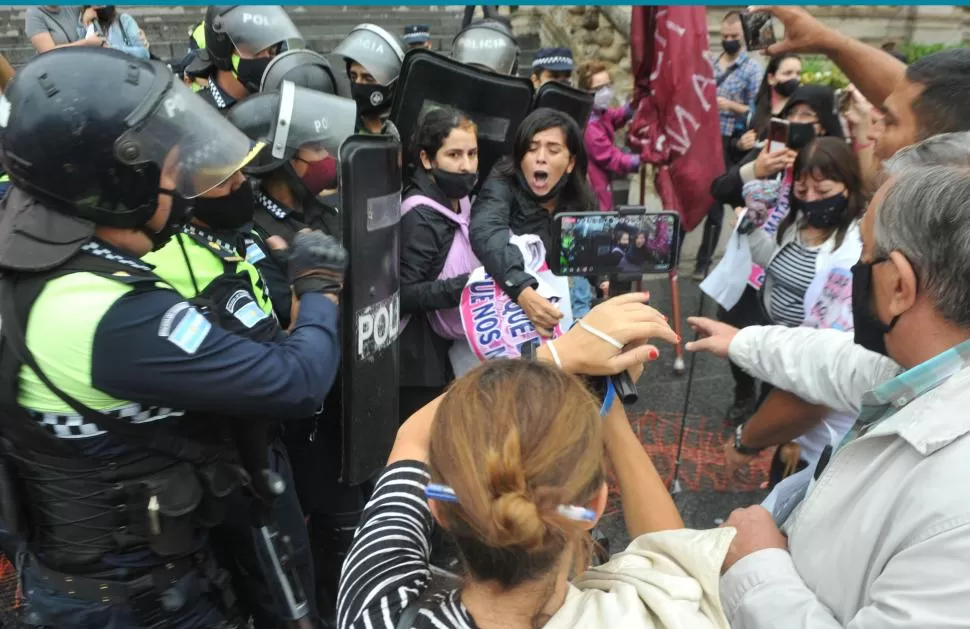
[749, 221, 863, 464]
[720, 326, 970, 628]
[547, 528, 735, 629]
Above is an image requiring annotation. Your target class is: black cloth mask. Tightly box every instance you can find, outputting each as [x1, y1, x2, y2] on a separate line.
[851, 259, 900, 357]
[775, 79, 800, 98]
[191, 183, 256, 230]
[234, 57, 271, 94]
[792, 193, 848, 229]
[151, 189, 193, 251]
[722, 40, 742, 56]
[352, 83, 392, 116]
[432, 168, 477, 200]
[788, 121, 818, 150]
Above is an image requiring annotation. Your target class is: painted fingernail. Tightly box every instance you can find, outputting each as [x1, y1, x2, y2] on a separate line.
[649, 349, 659, 360]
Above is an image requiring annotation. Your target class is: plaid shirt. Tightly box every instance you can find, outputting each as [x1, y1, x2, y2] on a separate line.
[710, 52, 763, 137]
[839, 338, 970, 449]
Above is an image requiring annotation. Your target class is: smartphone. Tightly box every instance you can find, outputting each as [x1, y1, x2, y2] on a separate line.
[768, 118, 789, 154]
[552, 209, 681, 276]
[740, 11, 777, 52]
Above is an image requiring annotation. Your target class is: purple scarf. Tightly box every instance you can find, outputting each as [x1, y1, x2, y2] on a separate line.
[400, 194, 479, 340]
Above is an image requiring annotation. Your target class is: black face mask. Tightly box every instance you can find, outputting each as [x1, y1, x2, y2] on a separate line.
[515, 169, 569, 204]
[788, 121, 818, 150]
[234, 57, 271, 94]
[851, 259, 900, 357]
[722, 39, 742, 55]
[432, 168, 478, 200]
[352, 83, 392, 116]
[775, 79, 800, 98]
[792, 193, 848, 229]
[151, 189, 193, 251]
[191, 183, 256, 230]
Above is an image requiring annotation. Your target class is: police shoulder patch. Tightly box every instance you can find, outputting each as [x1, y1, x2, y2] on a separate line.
[162, 305, 212, 355]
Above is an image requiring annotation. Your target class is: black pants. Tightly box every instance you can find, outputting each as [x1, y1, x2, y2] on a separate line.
[695, 135, 737, 271]
[462, 5, 500, 28]
[210, 438, 317, 629]
[718, 285, 772, 403]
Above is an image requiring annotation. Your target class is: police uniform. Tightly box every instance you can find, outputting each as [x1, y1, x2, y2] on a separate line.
[333, 24, 404, 138]
[403, 24, 431, 49]
[225, 82, 369, 619]
[0, 49, 345, 629]
[192, 5, 304, 110]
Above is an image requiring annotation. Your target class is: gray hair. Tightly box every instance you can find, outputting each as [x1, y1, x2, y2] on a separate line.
[875, 133, 970, 327]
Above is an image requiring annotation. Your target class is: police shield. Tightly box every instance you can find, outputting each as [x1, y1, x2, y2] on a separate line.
[532, 81, 595, 130]
[338, 134, 401, 485]
[390, 49, 533, 185]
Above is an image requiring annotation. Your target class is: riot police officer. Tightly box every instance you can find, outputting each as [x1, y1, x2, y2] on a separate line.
[450, 18, 520, 75]
[0, 48, 346, 629]
[141, 163, 321, 626]
[225, 85, 366, 620]
[332, 24, 404, 140]
[195, 5, 304, 110]
[260, 49, 340, 95]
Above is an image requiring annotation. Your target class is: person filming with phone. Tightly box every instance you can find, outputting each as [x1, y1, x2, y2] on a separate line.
[470, 108, 596, 337]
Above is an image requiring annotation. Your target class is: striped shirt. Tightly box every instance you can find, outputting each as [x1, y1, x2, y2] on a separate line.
[764, 238, 820, 327]
[337, 462, 478, 629]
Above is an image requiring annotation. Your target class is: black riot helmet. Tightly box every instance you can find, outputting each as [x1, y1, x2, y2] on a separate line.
[260, 49, 338, 95]
[0, 48, 258, 228]
[451, 19, 520, 76]
[225, 80, 357, 176]
[204, 5, 304, 91]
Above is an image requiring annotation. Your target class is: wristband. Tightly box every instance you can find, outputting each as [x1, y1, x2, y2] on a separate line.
[734, 424, 763, 455]
[292, 275, 341, 298]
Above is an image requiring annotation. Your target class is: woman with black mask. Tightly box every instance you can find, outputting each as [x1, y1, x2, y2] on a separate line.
[399, 106, 481, 420]
[470, 108, 596, 336]
[711, 84, 846, 209]
[734, 53, 802, 155]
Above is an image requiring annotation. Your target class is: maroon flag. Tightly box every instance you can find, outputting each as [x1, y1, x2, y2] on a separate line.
[628, 6, 724, 232]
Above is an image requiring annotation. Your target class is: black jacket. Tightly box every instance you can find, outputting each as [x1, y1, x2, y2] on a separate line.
[469, 163, 564, 301]
[710, 147, 760, 209]
[399, 170, 467, 388]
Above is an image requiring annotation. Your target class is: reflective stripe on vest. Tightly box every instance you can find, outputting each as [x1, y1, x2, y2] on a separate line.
[19, 272, 136, 414]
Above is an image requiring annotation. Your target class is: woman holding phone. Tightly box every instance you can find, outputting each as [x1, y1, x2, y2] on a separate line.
[470, 108, 596, 336]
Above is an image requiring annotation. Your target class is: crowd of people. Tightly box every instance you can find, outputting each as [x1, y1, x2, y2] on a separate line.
[0, 4, 969, 629]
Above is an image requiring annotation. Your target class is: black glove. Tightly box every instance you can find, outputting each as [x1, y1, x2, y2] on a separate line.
[288, 230, 348, 298]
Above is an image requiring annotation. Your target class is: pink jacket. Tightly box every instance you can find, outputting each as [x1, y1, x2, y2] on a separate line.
[585, 104, 640, 211]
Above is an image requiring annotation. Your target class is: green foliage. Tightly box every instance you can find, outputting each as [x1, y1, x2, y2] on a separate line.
[899, 42, 966, 62]
[799, 56, 849, 89]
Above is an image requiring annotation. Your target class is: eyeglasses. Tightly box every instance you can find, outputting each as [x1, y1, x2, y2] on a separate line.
[425, 483, 598, 523]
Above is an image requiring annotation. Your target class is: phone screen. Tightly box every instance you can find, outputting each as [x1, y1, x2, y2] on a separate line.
[554, 211, 680, 276]
[768, 118, 789, 154]
[740, 11, 777, 52]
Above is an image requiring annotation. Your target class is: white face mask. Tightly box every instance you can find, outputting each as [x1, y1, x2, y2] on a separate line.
[593, 85, 615, 110]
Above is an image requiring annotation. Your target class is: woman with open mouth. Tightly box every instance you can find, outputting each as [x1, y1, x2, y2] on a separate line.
[470, 108, 597, 335]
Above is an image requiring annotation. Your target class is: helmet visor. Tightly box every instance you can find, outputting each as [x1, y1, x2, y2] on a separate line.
[116, 79, 263, 198]
[271, 81, 357, 159]
[452, 27, 518, 75]
[332, 25, 404, 86]
[220, 6, 304, 58]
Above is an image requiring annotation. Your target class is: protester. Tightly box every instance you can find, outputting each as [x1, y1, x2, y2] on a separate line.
[711, 84, 845, 209]
[687, 132, 970, 627]
[577, 60, 639, 212]
[25, 5, 103, 52]
[399, 107, 481, 420]
[470, 108, 596, 336]
[531, 47, 575, 88]
[727, 137, 864, 485]
[692, 10, 764, 280]
[742, 53, 802, 149]
[754, 6, 970, 162]
[338, 293, 736, 629]
[85, 5, 149, 59]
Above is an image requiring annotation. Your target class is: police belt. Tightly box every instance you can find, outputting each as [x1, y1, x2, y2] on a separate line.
[26, 550, 234, 612]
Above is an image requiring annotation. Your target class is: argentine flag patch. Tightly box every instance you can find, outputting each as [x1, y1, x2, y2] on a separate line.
[233, 301, 269, 329]
[166, 308, 211, 355]
[245, 240, 267, 265]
